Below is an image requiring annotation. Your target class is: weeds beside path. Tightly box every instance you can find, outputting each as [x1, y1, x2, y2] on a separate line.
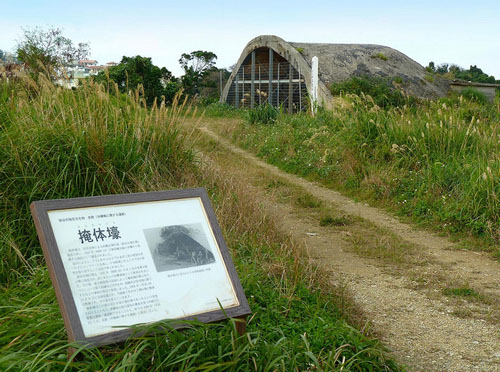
[193, 120, 500, 372]
[0, 78, 400, 371]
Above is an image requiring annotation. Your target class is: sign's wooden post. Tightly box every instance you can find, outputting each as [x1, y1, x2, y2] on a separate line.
[235, 316, 247, 337]
[68, 347, 77, 360]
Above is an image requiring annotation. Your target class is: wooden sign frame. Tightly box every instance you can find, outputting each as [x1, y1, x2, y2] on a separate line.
[30, 188, 251, 348]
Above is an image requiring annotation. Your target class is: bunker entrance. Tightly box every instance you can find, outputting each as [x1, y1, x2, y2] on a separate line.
[225, 47, 307, 113]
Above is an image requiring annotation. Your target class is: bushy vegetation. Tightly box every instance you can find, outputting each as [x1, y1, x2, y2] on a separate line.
[330, 76, 417, 109]
[93, 53, 230, 106]
[426, 62, 499, 85]
[93, 56, 179, 105]
[370, 53, 387, 61]
[179, 50, 219, 99]
[231, 93, 500, 250]
[460, 87, 488, 105]
[15, 26, 89, 76]
[246, 104, 279, 125]
[203, 102, 243, 118]
[0, 75, 400, 371]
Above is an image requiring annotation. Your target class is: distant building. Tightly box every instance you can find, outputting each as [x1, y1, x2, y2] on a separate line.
[56, 59, 118, 88]
[78, 59, 98, 67]
[449, 80, 500, 103]
[77, 60, 101, 76]
[85, 65, 105, 75]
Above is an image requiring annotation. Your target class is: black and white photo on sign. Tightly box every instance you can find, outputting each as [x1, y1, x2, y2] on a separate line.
[143, 223, 216, 272]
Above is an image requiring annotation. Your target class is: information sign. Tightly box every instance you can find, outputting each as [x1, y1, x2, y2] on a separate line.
[30, 188, 251, 347]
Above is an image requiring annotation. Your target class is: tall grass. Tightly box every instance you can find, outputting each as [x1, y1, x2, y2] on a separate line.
[246, 104, 279, 125]
[231, 93, 500, 248]
[0, 74, 194, 283]
[0, 75, 400, 371]
[202, 102, 243, 118]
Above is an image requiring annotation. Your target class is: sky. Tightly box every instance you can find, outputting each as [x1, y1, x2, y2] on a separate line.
[1, 0, 499, 78]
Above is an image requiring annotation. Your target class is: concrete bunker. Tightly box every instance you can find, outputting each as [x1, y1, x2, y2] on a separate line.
[222, 35, 449, 111]
[224, 47, 308, 112]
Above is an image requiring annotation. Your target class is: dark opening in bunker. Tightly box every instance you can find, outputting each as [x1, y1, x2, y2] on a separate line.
[225, 47, 307, 112]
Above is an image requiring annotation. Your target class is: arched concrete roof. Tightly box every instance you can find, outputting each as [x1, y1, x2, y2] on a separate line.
[222, 35, 449, 107]
[222, 35, 332, 108]
[288, 41, 449, 98]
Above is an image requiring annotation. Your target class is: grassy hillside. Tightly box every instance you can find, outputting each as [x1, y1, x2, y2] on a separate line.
[222, 92, 500, 253]
[0, 76, 400, 371]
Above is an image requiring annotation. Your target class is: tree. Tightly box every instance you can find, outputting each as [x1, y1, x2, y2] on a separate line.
[94, 55, 179, 106]
[198, 67, 231, 103]
[436, 63, 449, 74]
[454, 65, 496, 84]
[16, 26, 89, 73]
[448, 64, 462, 75]
[425, 61, 436, 73]
[431, 62, 498, 84]
[0, 50, 18, 64]
[179, 50, 217, 96]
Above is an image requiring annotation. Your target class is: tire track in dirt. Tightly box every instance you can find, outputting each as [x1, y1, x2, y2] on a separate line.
[198, 125, 500, 372]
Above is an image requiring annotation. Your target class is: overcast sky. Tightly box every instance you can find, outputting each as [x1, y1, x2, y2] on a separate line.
[2, 0, 499, 78]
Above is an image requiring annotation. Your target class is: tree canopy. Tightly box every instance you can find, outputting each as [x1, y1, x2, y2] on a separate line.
[16, 27, 89, 73]
[179, 50, 217, 96]
[94, 55, 179, 106]
[426, 62, 499, 84]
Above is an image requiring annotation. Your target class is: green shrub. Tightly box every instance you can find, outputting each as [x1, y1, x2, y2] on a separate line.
[393, 76, 403, 84]
[246, 104, 279, 125]
[330, 76, 415, 108]
[443, 286, 481, 298]
[320, 215, 352, 226]
[204, 102, 242, 118]
[371, 53, 388, 61]
[424, 73, 435, 83]
[93, 55, 180, 106]
[460, 87, 488, 104]
[196, 96, 219, 106]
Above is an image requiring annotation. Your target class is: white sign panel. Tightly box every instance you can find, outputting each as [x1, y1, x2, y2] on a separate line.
[47, 197, 239, 338]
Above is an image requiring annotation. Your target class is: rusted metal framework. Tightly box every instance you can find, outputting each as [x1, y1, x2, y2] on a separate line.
[224, 47, 307, 113]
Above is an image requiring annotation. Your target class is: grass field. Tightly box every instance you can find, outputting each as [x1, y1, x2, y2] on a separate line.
[0, 75, 401, 371]
[217, 93, 500, 255]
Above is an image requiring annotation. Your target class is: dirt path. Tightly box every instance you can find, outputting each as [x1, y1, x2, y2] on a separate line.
[195, 123, 500, 372]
